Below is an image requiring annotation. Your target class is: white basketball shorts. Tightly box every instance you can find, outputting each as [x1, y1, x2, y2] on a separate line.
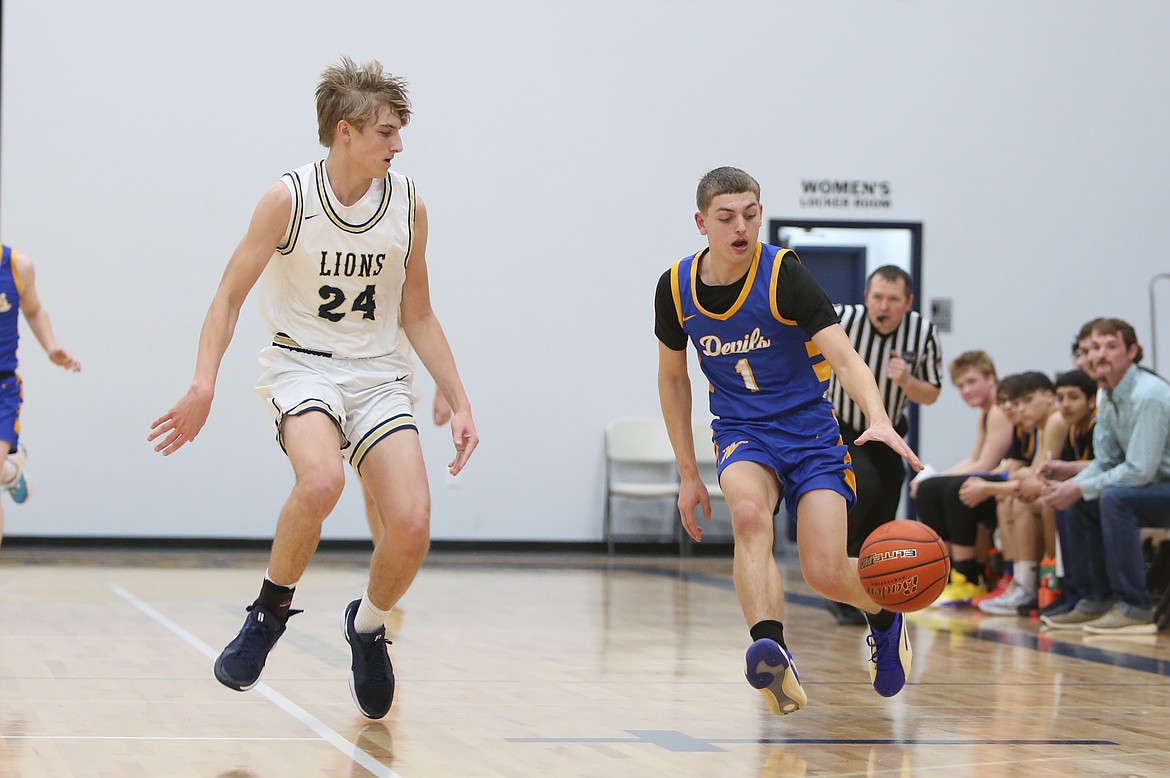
[255, 345, 416, 473]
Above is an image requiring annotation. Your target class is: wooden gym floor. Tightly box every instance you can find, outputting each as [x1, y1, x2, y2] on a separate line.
[1, 546, 1168, 777]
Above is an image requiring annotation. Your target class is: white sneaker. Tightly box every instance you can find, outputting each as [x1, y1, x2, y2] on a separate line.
[978, 581, 1037, 615]
[2, 444, 30, 504]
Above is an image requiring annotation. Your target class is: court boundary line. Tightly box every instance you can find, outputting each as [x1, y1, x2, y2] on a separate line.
[110, 585, 400, 778]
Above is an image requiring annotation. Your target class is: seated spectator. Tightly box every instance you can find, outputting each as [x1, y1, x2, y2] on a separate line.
[1072, 318, 1104, 374]
[912, 351, 1013, 605]
[1036, 368, 1098, 617]
[959, 372, 1058, 615]
[1042, 319, 1170, 634]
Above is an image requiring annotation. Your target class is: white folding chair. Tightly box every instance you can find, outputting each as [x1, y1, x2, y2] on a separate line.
[604, 418, 680, 554]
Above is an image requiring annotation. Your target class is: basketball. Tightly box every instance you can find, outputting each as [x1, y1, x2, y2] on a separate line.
[858, 520, 951, 613]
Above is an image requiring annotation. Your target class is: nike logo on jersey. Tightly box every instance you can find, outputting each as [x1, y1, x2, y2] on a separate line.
[304, 214, 318, 220]
[683, 314, 698, 322]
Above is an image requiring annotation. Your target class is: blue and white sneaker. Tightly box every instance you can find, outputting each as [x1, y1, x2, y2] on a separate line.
[6, 472, 30, 504]
[4, 444, 30, 504]
[866, 613, 912, 697]
[745, 638, 807, 714]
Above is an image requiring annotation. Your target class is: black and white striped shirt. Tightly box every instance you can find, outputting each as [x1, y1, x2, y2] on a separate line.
[830, 304, 943, 433]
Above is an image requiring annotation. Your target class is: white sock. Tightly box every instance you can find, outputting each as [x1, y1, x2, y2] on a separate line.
[264, 568, 299, 590]
[354, 592, 391, 634]
[1015, 561, 1038, 592]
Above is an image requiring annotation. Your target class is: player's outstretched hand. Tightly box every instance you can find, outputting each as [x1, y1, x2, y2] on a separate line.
[856, 420, 924, 471]
[148, 388, 212, 456]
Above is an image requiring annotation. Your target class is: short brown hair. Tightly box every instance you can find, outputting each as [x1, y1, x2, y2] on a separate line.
[696, 167, 760, 212]
[316, 57, 412, 147]
[1091, 317, 1144, 363]
[865, 265, 913, 296]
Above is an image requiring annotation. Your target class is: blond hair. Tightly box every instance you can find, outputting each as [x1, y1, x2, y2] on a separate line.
[316, 57, 412, 147]
[949, 350, 997, 383]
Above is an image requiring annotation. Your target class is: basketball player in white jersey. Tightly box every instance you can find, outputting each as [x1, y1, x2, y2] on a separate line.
[149, 57, 478, 719]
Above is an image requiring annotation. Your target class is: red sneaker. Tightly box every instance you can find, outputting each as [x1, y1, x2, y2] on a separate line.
[971, 576, 1013, 608]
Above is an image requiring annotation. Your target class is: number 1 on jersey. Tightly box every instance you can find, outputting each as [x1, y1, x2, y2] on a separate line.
[735, 358, 759, 392]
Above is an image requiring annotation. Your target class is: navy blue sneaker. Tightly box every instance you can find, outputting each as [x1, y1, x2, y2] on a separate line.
[744, 638, 806, 714]
[214, 605, 286, 691]
[867, 613, 912, 697]
[341, 599, 395, 719]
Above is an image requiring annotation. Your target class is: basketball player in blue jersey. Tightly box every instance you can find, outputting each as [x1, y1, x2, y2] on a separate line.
[149, 58, 478, 719]
[655, 167, 923, 714]
[0, 244, 81, 549]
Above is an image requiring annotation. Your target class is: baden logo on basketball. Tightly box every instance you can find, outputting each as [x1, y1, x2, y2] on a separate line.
[867, 576, 920, 601]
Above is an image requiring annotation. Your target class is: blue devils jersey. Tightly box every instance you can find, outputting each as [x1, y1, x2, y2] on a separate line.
[0, 246, 22, 373]
[670, 243, 833, 421]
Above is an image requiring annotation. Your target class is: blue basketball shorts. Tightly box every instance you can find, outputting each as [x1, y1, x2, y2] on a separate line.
[711, 402, 856, 517]
[0, 372, 22, 452]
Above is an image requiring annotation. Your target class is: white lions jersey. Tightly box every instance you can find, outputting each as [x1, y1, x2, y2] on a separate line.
[258, 160, 415, 359]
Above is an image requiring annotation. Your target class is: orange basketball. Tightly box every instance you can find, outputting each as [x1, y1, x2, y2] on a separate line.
[858, 519, 951, 613]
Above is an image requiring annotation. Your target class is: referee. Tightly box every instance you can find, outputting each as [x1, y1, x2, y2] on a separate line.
[827, 265, 942, 624]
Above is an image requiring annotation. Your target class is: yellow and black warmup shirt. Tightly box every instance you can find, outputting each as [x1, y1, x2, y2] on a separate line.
[1007, 424, 1038, 464]
[1060, 412, 1097, 462]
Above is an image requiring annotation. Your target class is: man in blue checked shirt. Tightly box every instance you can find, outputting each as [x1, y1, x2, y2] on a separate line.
[1041, 318, 1170, 634]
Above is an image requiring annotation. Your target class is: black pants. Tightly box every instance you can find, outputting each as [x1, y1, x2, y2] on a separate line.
[841, 424, 908, 557]
[915, 474, 999, 547]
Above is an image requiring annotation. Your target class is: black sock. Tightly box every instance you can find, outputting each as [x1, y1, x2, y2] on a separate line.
[866, 609, 896, 632]
[749, 620, 786, 649]
[254, 578, 295, 623]
[954, 559, 984, 585]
